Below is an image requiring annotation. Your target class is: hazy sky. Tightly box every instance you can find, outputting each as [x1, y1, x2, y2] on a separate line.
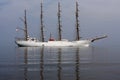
[0, 0, 120, 46]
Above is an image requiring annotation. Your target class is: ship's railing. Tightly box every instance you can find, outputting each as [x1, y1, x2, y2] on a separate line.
[15, 37, 26, 41]
[15, 37, 39, 42]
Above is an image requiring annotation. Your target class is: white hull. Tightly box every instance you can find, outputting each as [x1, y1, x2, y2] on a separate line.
[15, 40, 91, 47]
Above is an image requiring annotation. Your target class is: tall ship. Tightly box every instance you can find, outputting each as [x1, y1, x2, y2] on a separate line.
[15, 0, 107, 47]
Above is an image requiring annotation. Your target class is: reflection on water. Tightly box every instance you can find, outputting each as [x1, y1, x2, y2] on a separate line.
[75, 48, 80, 80]
[15, 47, 93, 80]
[57, 48, 62, 80]
[40, 47, 44, 80]
[15, 46, 120, 80]
[24, 47, 28, 80]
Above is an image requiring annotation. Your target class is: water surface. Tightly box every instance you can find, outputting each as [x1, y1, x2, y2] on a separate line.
[0, 45, 120, 80]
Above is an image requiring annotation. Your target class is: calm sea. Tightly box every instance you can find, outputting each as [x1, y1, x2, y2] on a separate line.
[0, 45, 120, 80]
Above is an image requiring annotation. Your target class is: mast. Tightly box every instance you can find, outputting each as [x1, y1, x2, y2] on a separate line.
[40, 0, 45, 42]
[24, 10, 28, 41]
[75, 1, 80, 40]
[58, 1, 62, 41]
